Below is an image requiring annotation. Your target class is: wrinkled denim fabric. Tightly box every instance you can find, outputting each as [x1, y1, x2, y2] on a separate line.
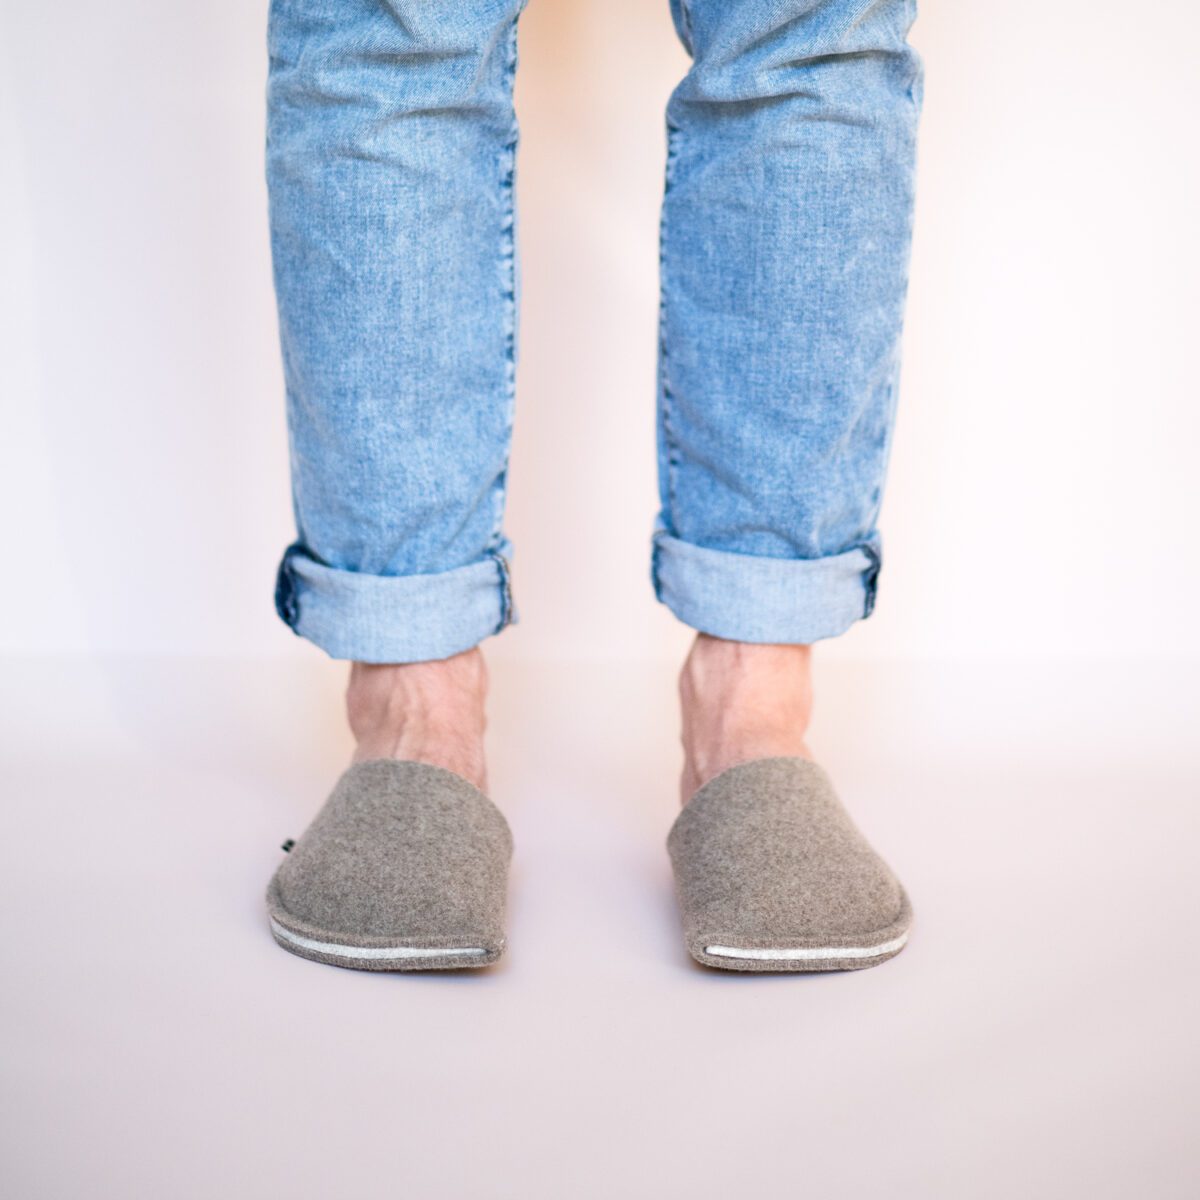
[267, 0, 923, 661]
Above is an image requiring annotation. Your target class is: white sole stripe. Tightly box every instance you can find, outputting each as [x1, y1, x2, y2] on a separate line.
[270, 919, 487, 961]
[704, 932, 909, 961]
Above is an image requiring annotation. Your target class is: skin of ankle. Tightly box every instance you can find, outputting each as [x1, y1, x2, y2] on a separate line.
[346, 649, 489, 790]
[678, 633, 814, 805]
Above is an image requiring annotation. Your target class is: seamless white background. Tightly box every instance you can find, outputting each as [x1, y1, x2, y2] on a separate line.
[2, 0, 1196, 666]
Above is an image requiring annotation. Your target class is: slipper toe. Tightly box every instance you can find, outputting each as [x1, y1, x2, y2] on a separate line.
[667, 757, 910, 972]
[266, 759, 512, 971]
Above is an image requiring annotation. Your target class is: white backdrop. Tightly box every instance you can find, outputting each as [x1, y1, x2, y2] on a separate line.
[2, 0, 1197, 666]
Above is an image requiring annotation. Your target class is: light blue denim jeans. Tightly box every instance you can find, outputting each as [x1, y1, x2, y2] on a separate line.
[268, 0, 922, 663]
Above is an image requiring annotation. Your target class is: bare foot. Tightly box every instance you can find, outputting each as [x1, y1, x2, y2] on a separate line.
[678, 633, 814, 806]
[346, 647, 489, 792]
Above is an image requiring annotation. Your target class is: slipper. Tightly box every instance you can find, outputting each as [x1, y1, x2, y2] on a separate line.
[667, 757, 911, 972]
[266, 758, 512, 971]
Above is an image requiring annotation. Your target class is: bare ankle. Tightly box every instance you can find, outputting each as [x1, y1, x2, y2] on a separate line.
[345, 648, 489, 790]
[678, 634, 814, 804]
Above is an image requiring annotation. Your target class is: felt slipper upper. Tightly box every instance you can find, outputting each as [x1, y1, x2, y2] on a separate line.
[267, 758, 512, 970]
[667, 756, 910, 972]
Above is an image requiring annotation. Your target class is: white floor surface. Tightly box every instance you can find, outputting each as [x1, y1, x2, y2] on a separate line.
[2, 654, 1197, 1199]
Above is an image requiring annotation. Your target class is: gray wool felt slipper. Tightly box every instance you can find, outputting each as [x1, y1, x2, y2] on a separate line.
[266, 758, 513, 971]
[667, 757, 911, 972]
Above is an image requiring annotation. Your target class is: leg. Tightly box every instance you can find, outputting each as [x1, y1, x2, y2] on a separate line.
[268, 0, 526, 670]
[658, 0, 923, 972]
[263, 2, 525, 970]
[268, 0, 528, 787]
[654, 0, 922, 801]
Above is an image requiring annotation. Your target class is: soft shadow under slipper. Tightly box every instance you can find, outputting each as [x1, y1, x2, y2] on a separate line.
[266, 759, 512, 971]
[667, 757, 911, 972]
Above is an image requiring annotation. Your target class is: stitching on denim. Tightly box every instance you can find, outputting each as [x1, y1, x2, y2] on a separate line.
[656, 116, 684, 537]
[859, 540, 882, 619]
[489, 549, 514, 632]
[489, 14, 521, 558]
[649, 531, 664, 602]
[274, 541, 303, 629]
[677, 0, 695, 55]
[484, 14, 522, 635]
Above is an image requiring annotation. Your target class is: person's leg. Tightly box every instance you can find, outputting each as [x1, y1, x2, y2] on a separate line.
[658, 1, 922, 970]
[263, 3, 527, 969]
[654, 0, 922, 803]
[267, 0, 527, 787]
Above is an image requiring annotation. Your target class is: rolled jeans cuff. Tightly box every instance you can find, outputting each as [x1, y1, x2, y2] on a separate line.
[650, 530, 882, 645]
[274, 540, 517, 663]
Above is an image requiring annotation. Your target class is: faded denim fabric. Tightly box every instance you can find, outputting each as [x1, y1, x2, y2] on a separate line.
[267, 0, 922, 663]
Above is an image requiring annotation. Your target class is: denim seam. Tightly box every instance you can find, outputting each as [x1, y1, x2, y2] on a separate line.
[678, 0, 695, 54]
[649, 530, 665, 603]
[488, 549, 514, 633]
[487, 13, 521, 630]
[859, 539, 882, 619]
[656, 115, 684, 540]
[856, 0, 920, 603]
[274, 540, 303, 630]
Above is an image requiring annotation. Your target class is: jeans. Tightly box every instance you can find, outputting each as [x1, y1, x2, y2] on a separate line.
[267, 0, 923, 663]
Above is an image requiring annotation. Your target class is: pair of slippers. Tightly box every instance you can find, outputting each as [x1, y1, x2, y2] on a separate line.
[267, 757, 910, 973]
